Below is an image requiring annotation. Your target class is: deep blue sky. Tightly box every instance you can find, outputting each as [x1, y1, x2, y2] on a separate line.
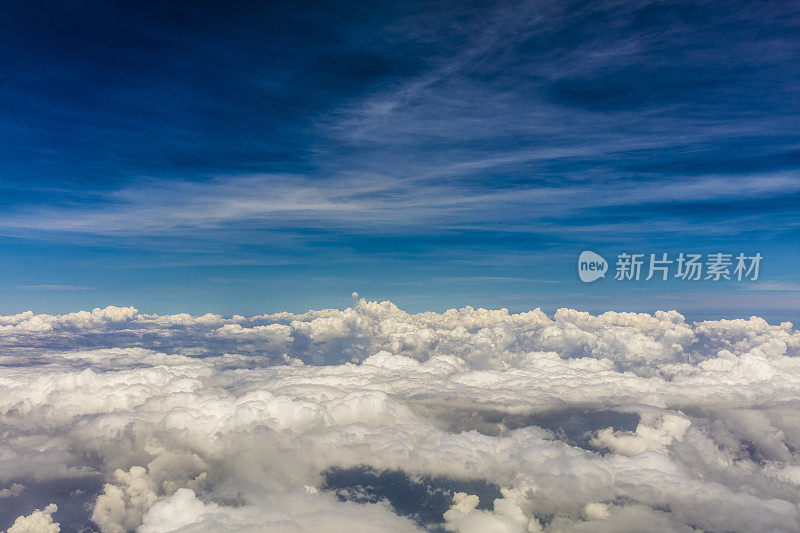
[0, 0, 798, 319]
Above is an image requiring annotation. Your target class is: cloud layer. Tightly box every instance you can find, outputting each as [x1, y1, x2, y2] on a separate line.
[1, 298, 799, 532]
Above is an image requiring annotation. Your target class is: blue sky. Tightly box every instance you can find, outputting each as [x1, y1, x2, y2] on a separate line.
[0, 0, 798, 319]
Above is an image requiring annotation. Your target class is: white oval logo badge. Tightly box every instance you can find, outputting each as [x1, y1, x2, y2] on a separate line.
[578, 251, 607, 282]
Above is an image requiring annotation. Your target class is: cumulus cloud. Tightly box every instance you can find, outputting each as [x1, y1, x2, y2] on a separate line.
[92, 467, 158, 533]
[6, 504, 59, 533]
[138, 488, 213, 533]
[443, 492, 534, 533]
[590, 412, 691, 456]
[0, 298, 799, 532]
[136, 488, 422, 533]
[0, 484, 24, 499]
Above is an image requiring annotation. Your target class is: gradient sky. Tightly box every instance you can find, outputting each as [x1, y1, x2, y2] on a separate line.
[0, 0, 798, 319]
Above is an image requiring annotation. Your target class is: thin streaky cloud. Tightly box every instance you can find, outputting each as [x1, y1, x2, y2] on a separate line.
[743, 282, 800, 292]
[16, 284, 94, 290]
[0, 172, 797, 238]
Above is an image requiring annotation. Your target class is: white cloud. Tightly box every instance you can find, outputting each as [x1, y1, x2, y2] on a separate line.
[137, 489, 213, 533]
[136, 488, 422, 533]
[0, 298, 799, 532]
[6, 504, 59, 533]
[591, 412, 691, 456]
[0, 483, 24, 499]
[92, 467, 158, 533]
[443, 492, 534, 533]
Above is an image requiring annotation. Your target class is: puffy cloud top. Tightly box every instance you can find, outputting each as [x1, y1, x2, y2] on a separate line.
[0, 299, 798, 532]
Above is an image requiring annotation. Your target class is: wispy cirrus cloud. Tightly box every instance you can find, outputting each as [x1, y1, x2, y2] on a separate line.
[0, 171, 796, 240]
[0, 0, 797, 313]
[15, 284, 93, 290]
[1, 0, 796, 246]
[744, 281, 800, 292]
